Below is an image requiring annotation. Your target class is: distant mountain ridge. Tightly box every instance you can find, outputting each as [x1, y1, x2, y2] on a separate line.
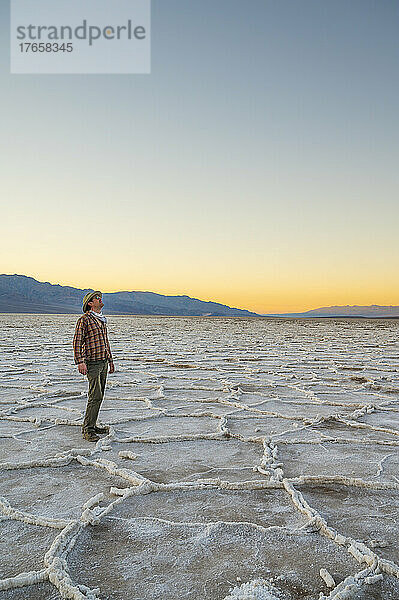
[0, 274, 259, 317]
[1, 274, 397, 318]
[265, 305, 399, 318]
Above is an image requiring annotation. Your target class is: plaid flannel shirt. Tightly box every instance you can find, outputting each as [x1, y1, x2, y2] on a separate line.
[73, 312, 113, 365]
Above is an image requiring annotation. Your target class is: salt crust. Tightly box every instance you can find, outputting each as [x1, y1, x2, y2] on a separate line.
[1, 423, 398, 598]
[1, 316, 399, 598]
[319, 568, 336, 588]
[223, 578, 282, 600]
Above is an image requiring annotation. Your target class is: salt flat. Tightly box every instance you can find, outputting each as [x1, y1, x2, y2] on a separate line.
[1, 314, 399, 599]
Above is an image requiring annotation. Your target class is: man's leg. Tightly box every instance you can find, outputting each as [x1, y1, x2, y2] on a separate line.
[82, 360, 107, 435]
[100, 360, 108, 397]
[95, 361, 109, 431]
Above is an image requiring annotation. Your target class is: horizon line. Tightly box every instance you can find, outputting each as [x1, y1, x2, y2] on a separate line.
[2, 272, 399, 315]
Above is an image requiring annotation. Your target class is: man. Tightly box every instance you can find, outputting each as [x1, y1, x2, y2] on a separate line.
[73, 291, 115, 442]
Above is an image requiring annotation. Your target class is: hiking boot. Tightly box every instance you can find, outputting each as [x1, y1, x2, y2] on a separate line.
[83, 431, 100, 442]
[94, 425, 109, 434]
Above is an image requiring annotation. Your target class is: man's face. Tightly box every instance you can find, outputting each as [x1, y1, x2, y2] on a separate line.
[89, 294, 104, 312]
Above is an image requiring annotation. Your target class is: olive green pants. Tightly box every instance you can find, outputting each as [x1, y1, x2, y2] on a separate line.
[82, 360, 108, 433]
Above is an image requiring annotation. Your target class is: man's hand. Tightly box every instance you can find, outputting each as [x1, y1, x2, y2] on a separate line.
[109, 362, 115, 374]
[78, 362, 87, 375]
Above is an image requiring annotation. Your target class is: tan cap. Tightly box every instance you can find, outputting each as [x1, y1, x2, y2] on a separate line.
[82, 291, 101, 313]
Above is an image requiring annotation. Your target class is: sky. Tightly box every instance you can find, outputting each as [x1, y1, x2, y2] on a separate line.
[1, 0, 398, 313]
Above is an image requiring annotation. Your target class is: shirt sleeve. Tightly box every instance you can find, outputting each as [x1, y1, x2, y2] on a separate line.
[73, 317, 86, 364]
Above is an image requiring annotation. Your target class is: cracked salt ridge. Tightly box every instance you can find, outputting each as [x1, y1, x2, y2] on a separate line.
[223, 578, 283, 599]
[1, 317, 399, 598]
[68, 516, 359, 599]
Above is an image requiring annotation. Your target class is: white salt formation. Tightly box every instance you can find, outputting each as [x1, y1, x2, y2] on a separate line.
[224, 578, 282, 599]
[0, 314, 399, 599]
[319, 568, 335, 588]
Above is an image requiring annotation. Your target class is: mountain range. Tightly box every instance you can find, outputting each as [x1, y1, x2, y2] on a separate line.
[0, 274, 259, 317]
[263, 305, 399, 318]
[1, 274, 398, 318]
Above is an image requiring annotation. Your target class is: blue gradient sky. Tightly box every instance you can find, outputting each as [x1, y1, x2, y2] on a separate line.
[1, 0, 398, 312]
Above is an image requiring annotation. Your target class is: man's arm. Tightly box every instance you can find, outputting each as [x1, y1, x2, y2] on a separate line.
[73, 317, 87, 375]
[105, 328, 114, 373]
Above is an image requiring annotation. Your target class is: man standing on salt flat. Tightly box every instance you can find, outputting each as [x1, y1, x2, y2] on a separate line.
[73, 291, 115, 442]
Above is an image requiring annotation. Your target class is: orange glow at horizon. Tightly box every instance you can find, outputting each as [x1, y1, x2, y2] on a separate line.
[3, 267, 399, 315]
